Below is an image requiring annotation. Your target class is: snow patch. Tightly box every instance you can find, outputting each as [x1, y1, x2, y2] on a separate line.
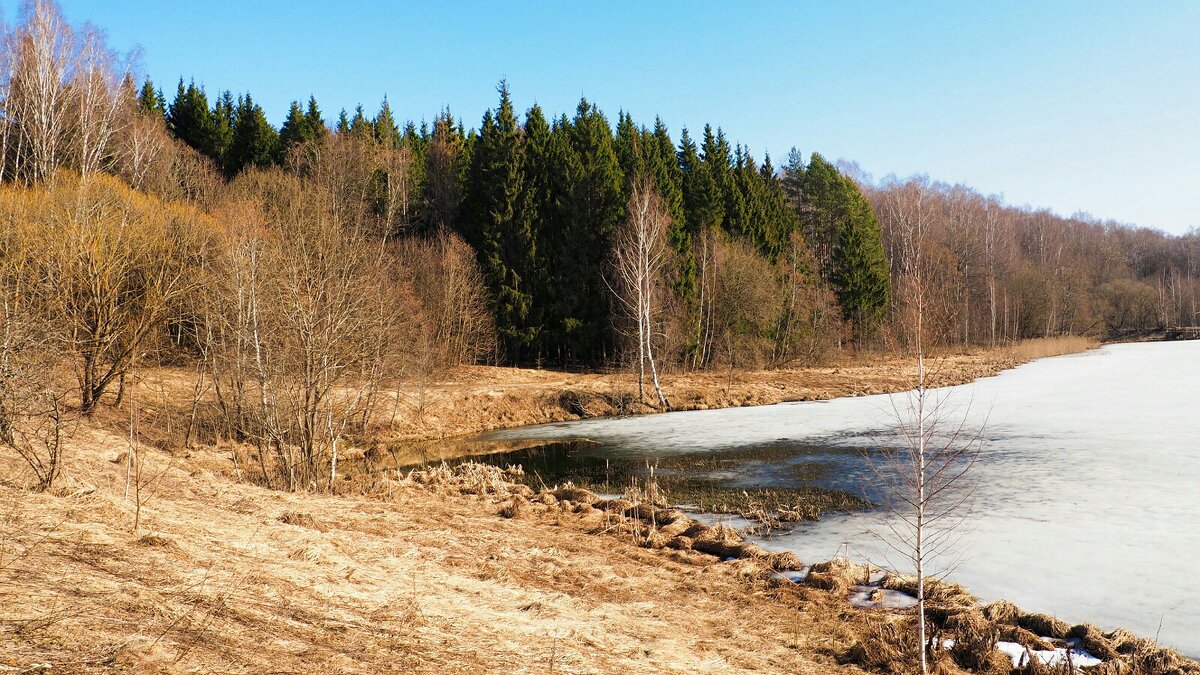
[995, 639, 1103, 669]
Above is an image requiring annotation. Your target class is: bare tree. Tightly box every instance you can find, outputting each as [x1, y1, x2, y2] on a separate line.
[610, 177, 671, 408]
[6, 0, 73, 182]
[67, 23, 125, 176]
[112, 79, 168, 190]
[204, 171, 411, 490]
[873, 180, 985, 674]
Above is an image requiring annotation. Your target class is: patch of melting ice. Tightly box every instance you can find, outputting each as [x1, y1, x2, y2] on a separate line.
[479, 341, 1200, 657]
[848, 585, 918, 609]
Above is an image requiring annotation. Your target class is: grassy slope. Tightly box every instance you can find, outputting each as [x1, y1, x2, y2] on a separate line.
[0, 425, 871, 674]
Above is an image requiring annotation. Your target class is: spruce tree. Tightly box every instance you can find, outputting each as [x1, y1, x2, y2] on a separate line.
[373, 97, 400, 147]
[680, 128, 720, 237]
[559, 97, 622, 363]
[782, 147, 806, 211]
[137, 79, 165, 119]
[304, 96, 327, 140]
[423, 109, 467, 232]
[167, 80, 219, 161]
[831, 181, 890, 338]
[212, 91, 236, 169]
[701, 125, 733, 233]
[523, 107, 577, 361]
[758, 152, 799, 259]
[613, 110, 643, 201]
[279, 100, 308, 153]
[461, 82, 536, 361]
[225, 94, 280, 176]
[799, 152, 847, 278]
[349, 104, 372, 138]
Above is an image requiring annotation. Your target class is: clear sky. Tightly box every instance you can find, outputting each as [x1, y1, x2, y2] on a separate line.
[26, 1, 1200, 234]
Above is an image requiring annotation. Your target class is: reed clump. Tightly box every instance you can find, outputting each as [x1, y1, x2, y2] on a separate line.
[1008, 336, 1096, 362]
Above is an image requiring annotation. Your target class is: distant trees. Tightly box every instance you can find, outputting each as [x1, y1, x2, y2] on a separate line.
[0, 0, 1192, 415]
[867, 176, 1196, 347]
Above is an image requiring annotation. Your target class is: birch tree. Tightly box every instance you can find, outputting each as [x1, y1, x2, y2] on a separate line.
[875, 179, 984, 673]
[611, 177, 671, 408]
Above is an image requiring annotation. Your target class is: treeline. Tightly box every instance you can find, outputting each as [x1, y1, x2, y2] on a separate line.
[146, 77, 890, 367]
[868, 178, 1200, 347]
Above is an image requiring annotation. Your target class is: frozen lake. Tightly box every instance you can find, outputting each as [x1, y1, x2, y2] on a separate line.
[478, 341, 1200, 656]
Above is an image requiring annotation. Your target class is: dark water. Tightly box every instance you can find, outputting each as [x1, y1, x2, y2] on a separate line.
[463, 438, 873, 513]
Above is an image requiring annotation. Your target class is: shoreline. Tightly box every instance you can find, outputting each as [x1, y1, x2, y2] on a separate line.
[430, 462, 1200, 672]
[15, 335, 1192, 673]
[374, 336, 1097, 466]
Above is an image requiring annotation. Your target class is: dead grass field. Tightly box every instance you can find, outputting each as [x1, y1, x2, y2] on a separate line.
[0, 424, 879, 674]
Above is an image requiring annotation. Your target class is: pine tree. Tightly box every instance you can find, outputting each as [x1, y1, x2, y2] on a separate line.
[225, 94, 280, 176]
[831, 181, 890, 338]
[461, 82, 536, 360]
[137, 79, 165, 119]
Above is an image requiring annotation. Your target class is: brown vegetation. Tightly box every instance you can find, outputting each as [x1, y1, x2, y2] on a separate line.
[2, 429, 1194, 674]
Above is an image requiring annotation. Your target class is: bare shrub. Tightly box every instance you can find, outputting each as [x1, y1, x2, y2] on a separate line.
[202, 169, 415, 490]
[1, 173, 210, 414]
[773, 230, 843, 366]
[396, 229, 495, 368]
[711, 234, 778, 370]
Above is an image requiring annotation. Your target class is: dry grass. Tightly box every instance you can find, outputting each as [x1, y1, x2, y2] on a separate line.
[367, 338, 1097, 456]
[1007, 336, 1097, 363]
[2, 426, 1196, 673]
[0, 426, 880, 674]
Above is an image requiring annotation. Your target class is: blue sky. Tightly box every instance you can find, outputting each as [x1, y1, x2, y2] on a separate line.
[28, 1, 1200, 234]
